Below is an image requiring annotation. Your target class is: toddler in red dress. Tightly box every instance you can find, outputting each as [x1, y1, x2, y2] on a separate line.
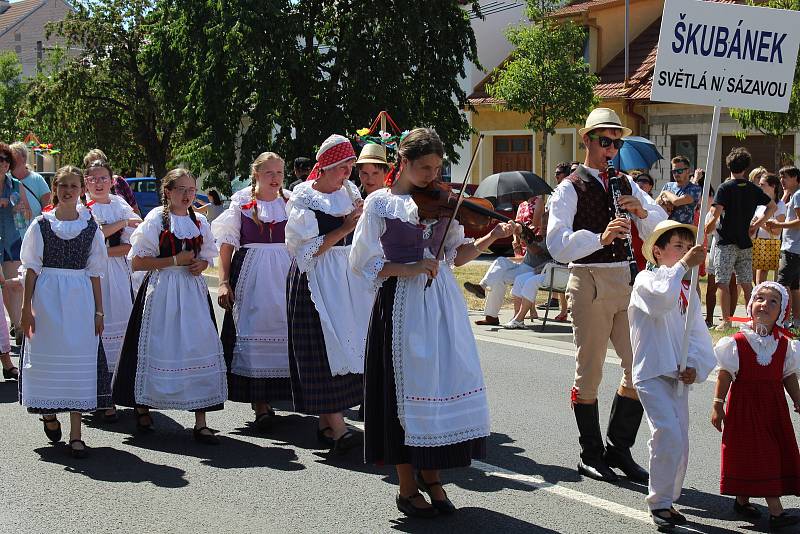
[712, 281, 800, 530]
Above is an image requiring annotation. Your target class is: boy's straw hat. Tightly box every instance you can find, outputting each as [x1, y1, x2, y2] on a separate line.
[356, 144, 387, 166]
[642, 220, 697, 265]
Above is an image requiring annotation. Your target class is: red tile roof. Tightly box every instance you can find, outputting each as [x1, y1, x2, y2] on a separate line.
[551, 0, 623, 17]
[0, 0, 45, 36]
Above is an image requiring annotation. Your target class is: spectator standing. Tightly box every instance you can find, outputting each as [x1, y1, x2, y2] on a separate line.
[748, 165, 768, 183]
[194, 190, 225, 223]
[658, 156, 702, 225]
[634, 173, 655, 197]
[765, 166, 800, 327]
[751, 174, 785, 284]
[288, 157, 313, 190]
[8, 143, 50, 223]
[705, 147, 776, 331]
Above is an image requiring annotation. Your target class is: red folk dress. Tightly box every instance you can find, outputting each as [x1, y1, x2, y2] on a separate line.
[721, 333, 800, 497]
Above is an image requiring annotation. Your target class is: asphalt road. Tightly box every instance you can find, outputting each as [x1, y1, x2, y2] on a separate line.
[0, 294, 797, 533]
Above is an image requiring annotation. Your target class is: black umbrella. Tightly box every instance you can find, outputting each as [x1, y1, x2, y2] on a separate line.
[473, 171, 553, 208]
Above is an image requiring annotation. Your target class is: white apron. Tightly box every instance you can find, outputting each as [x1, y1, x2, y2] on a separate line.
[134, 266, 227, 409]
[101, 255, 134, 372]
[21, 268, 103, 411]
[392, 263, 491, 447]
[306, 245, 375, 376]
[231, 243, 291, 377]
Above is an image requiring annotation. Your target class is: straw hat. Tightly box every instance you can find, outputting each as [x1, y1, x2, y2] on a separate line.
[641, 220, 697, 265]
[578, 108, 633, 137]
[356, 144, 387, 166]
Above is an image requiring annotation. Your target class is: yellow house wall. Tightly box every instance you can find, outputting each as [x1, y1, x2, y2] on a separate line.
[587, 0, 663, 70]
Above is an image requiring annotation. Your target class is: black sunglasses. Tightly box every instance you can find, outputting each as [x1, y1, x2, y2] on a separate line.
[589, 134, 624, 149]
[671, 168, 689, 175]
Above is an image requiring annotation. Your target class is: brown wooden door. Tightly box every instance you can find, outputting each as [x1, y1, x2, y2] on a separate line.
[493, 135, 533, 173]
[720, 135, 794, 174]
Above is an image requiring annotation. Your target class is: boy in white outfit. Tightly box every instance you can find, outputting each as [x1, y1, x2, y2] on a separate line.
[628, 220, 717, 530]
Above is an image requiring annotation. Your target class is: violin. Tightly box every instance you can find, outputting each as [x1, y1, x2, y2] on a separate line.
[410, 180, 539, 243]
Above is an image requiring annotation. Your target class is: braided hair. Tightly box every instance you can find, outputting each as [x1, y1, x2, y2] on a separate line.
[249, 152, 286, 232]
[160, 168, 199, 231]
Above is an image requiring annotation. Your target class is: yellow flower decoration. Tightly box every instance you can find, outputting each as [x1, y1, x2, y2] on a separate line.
[356, 128, 370, 136]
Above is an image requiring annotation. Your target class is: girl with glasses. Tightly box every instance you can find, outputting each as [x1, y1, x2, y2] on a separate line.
[84, 160, 141, 422]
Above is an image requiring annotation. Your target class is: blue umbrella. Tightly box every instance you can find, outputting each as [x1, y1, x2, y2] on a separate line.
[611, 136, 663, 172]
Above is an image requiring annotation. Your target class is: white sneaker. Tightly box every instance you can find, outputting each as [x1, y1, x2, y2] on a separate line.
[503, 319, 526, 329]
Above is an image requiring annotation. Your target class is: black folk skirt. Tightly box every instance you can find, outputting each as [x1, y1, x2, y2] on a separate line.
[222, 247, 292, 404]
[286, 261, 362, 415]
[364, 277, 486, 470]
[112, 272, 224, 412]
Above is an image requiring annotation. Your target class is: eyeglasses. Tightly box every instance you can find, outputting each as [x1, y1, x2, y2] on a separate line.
[671, 168, 689, 175]
[588, 134, 624, 149]
[86, 176, 111, 184]
[171, 186, 197, 195]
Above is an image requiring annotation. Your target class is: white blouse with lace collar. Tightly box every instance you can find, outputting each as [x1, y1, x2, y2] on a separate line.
[715, 323, 800, 378]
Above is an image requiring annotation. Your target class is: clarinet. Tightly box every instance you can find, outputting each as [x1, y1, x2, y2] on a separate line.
[607, 162, 638, 285]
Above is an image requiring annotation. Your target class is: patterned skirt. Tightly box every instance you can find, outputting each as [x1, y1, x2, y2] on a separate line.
[752, 237, 781, 272]
[364, 277, 487, 470]
[112, 272, 224, 412]
[222, 247, 292, 404]
[286, 261, 362, 415]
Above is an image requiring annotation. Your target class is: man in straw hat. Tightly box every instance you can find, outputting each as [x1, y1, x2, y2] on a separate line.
[356, 144, 389, 198]
[546, 107, 667, 483]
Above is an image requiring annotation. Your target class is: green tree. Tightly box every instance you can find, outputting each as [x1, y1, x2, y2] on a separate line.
[24, 0, 183, 177]
[730, 0, 800, 170]
[487, 2, 598, 174]
[153, 0, 481, 192]
[0, 51, 27, 142]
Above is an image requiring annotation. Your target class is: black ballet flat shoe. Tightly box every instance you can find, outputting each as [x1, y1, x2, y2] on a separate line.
[254, 408, 276, 432]
[68, 439, 88, 459]
[193, 426, 220, 445]
[332, 430, 361, 455]
[669, 508, 687, 525]
[733, 499, 762, 519]
[414, 471, 456, 515]
[2, 366, 18, 380]
[41, 416, 62, 443]
[94, 409, 119, 424]
[577, 459, 619, 483]
[135, 410, 155, 433]
[770, 512, 800, 530]
[396, 493, 439, 519]
[650, 509, 677, 531]
[316, 426, 335, 448]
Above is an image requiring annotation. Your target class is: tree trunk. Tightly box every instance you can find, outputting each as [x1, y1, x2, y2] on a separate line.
[775, 135, 783, 173]
[539, 131, 548, 180]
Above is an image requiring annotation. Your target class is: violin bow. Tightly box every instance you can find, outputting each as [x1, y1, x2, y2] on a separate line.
[426, 134, 485, 289]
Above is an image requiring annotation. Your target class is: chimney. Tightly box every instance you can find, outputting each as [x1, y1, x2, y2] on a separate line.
[0, 2, 10, 14]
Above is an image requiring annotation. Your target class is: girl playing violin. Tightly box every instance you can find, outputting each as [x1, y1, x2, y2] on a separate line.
[349, 128, 514, 518]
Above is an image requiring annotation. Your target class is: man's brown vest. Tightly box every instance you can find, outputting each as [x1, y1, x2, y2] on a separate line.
[567, 165, 632, 264]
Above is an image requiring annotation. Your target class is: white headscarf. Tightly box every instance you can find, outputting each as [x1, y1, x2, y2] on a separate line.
[747, 281, 790, 328]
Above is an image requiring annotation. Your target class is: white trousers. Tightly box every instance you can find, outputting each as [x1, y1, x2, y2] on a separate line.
[511, 271, 547, 302]
[479, 257, 534, 317]
[635, 376, 690, 511]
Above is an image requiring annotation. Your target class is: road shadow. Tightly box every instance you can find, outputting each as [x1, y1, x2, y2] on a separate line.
[0, 380, 18, 403]
[122, 430, 305, 472]
[34, 444, 188, 488]
[389, 507, 561, 533]
[81, 408, 184, 435]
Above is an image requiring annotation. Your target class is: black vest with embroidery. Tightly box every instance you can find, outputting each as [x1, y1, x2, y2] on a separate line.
[39, 216, 99, 270]
[157, 217, 203, 258]
[567, 167, 632, 264]
[310, 209, 353, 246]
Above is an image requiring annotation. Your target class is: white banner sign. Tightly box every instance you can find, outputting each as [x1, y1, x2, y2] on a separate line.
[651, 0, 800, 112]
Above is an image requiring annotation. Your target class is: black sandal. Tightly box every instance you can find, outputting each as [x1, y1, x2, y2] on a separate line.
[733, 499, 762, 519]
[650, 508, 677, 530]
[332, 430, 361, 455]
[68, 439, 88, 459]
[668, 507, 687, 525]
[135, 410, 155, 433]
[316, 426, 334, 448]
[396, 493, 438, 518]
[2, 366, 18, 380]
[40, 416, 62, 443]
[193, 426, 220, 445]
[415, 471, 456, 515]
[253, 408, 276, 432]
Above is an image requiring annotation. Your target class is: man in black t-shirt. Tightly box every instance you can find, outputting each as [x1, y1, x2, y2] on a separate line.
[705, 147, 776, 330]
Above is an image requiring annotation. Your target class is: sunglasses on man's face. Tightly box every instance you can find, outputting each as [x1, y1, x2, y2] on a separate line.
[671, 168, 689, 175]
[589, 134, 624, 149]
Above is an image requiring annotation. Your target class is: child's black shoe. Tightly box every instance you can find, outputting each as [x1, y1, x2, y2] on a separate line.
[650, 509, 677, 530]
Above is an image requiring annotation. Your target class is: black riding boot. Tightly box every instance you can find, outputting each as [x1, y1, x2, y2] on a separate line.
[604, 393, 649, 483]
[574, 401, 618, 482]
